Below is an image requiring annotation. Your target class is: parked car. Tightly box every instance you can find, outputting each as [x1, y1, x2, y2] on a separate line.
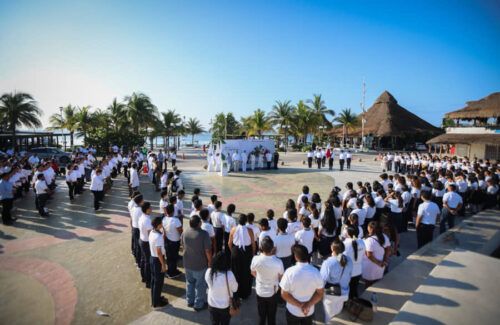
[29, 147, 71, 164]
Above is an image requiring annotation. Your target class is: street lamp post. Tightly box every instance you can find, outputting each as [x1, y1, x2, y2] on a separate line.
[59, 106, 67, 151]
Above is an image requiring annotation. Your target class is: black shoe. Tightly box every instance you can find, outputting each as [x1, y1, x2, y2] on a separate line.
[166, 270, 182, 279]
[153, 300, 168, 308]
[187, 302, 194, 308]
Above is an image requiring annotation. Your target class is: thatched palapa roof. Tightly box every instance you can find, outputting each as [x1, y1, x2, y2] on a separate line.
[426, 133, 499, 145]
[330, 91, 440, 137]
[445, 92, 500, 120]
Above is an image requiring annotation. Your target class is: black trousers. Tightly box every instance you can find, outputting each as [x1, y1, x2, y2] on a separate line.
[214, 227, 224, 253]
[223, 231, 231, 253]
[346, 157, 351, 169]
[66, 182, 75, 200]
[339, 159, 345, 171]
[166, 239, 180, 275]
[76, 177, 84, 194]
[140, 240, 151, 286]
[349, 274, 361, 299]
[132, 228, 142, 265]
[307, 157, 313, 168]
[92, 190, 103, 210]
[36, 193, 48, 216]
[150, 256, 165, 307]
[321, 156, 326, 167]
[171, 159, 176, 166]
[328, 158, 333, 170]
[417, 224, 435, 248]
[257, 293, 278, 325]
[209, 306, 231, 325]
[231, 245, 253, 299]
[316, 158, 321, 169]
[1, 198, 13, 224]
[286, 310, 313, 325]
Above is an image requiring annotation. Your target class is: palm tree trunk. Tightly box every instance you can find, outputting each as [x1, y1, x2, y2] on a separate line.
[191, 133, 194, 145]
[70, 132, 74, 149]
[11, 124, 16, 151]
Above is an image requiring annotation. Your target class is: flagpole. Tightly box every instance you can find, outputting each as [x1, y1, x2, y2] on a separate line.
[361, 78, 366, 151]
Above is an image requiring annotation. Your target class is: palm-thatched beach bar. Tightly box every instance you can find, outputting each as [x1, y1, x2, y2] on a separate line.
[427, 92, 500, 159]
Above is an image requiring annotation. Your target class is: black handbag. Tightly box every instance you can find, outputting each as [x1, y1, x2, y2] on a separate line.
[326, 260, 345, 296]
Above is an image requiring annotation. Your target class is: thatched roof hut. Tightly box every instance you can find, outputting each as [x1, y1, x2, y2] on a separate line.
[329, 91, 440, 137]
[445, 92, 500, 120]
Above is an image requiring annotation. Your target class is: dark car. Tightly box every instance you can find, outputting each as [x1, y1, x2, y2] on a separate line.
[29, 147, 71, 164]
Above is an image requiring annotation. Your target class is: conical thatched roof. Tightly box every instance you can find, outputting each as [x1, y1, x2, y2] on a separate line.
[445, 92, 500, 120]
[358, 91, 440, 137]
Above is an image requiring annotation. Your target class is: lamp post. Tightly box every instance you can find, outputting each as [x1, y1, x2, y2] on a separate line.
[59, 106, 67, 151]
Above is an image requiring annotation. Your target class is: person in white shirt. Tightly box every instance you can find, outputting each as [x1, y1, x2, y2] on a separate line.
[240, 150, 248, 172]
[224, 204, 237, 252]
[34, 173, 50, 217]
[258, 218, 277, 246]
[250, 237, 284, 325]
[129, 163, 140, 195]
[65, 164, 78, 200]
[338, 150, 346, 171]
[265, 151, 273, 170]
[228, 214, 256, 299]
[205, 252, 238, 324]
[160, 170, 169, 191]
[232, 151, 241, 172]
[346, 150, 352, 170]
[343, 226, 366, 299]
[362, 221, 391, 287]
[247, 213, 260, 245]
[131, 195, 144, 267]
[315, 149, 322, 169]
[280, 244, 324, 323]
[200, 208, 216, 254]
[211, 201, 225, 253]
[385, 190, 404, 233]
[297, 185, 312, 209]
[149, 216, 168, 308]
[266, 209, 278, 233]
[286, 210, 302, 235]
[306, 150, 314, 168]
[294, 217, 315, 256]
[440, 184, 463, 234]
[275, 218, 296, 270]
[320, 240, 353, 322]
[163, 204, 183, 278]
[416, 191, 440, 248]
[90, 168, 104, 211]
[138, 202, 153, 288]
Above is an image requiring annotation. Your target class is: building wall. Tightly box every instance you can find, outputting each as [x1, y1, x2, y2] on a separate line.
[470, 143, 486, 159]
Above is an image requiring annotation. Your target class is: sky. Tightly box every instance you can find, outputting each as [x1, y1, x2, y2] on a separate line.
[1, 0, 499, 129]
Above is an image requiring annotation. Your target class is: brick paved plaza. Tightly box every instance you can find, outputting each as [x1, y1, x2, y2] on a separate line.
[0, 150, 452, 325]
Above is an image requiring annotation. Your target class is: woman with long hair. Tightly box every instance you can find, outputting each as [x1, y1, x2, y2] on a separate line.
[320, 239, 353, 323]
[362, 221, 391, 288]
[318, 203, 337, 259]
[343, 226, 366, 299]
[385, 190, 404, 233]
[205, 252, 238, 325]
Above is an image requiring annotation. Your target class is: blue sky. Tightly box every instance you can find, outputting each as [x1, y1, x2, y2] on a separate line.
[1, 0, 499, 128]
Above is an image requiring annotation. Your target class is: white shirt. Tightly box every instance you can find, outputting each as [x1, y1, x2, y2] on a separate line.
[343, 238, 366, 277]
[211, 211, 225, 228]
[130, 168, 140, 187]
[35, 179, 48, 194]
[247, 223, 260, 241]
[90, 174, 104, 191]
[295, 228, 315, 254]
[259, 229, 277, 246]
[160, 173, 168, 188]
[388, 199, 403, 213]
[417, 201, 440, 225]
[224, 214, 236, 233]
[274, 233, 296, 258]
[162, 216, 182, 241]
[297, 193, 312, 208]
[286, 221, 302, 235]
[149, 230, 165, 257]
[279, 262, 324, 317]
[375, 196, 385, 209]
[443, 191, 463, 209]
[201, 221, 215, 238]
[251, 255, 284, 297]
[131, 206, 142, 228]
[159, 198, 168, 214]
[362, 234, 390, 281]
[65, 171, 78, 183]
[351, 208, 367, 225]
[138, 213, 152, 241]
[205, 270, 238, 309]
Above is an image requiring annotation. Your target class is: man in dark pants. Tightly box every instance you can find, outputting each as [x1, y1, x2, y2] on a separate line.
[149, 216, 168, 307]
[306, 150, 313, 168]
[416, 191, 439, 248]
[440, 184, 463, 234]
[0, 171, 14, 225]
[139, 202, 153, 288]
[339, 150, 345, 171]
[251, 237, 283, 325]
[346, 150, 352, 169]
[34, 174, 50, 217]
[273, 151, 279, 169]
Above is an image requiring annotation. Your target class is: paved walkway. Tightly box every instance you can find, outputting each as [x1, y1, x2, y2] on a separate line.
[0, 149, 466, 324]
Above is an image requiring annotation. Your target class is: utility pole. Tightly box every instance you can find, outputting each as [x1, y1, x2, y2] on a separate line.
[360, 78, 366, 151]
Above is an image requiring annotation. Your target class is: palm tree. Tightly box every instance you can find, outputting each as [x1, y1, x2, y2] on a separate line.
[334, 108, 359, 146]
[160, 109, 182, 147]
[245, 109, 272, 139]
[124, 92, 158, 134]
[307, 94, 334, 140]
[49, 105, 78, 149]
[75, 106, 93, 146]
[107, 98, 128, 133]
[185, 117, 205, 145]
[0, 92, 42, 150]
[269, 100, 295, 148]
[293, 100, 317, 144]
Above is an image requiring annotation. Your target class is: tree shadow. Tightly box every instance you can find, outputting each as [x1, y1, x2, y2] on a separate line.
[411, 291, 460, 307]
[394, 311, 446, 325]
[425, 275, 478, 291]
